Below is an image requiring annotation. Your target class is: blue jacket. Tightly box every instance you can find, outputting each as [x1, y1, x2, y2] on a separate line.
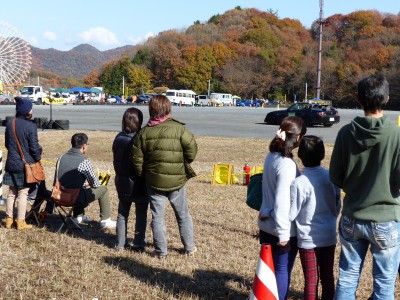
[5, 116, 41, 173]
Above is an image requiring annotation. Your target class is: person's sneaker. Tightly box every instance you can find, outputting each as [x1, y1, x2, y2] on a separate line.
[100, 218, 116, 229]
[150, 250, 167, 259]
[72, 215, 89, 224]
[127, 242, 145, 252]
[184, 246, 197, 256]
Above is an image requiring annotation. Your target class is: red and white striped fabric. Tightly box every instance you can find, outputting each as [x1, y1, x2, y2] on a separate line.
[249, 244, 278, 300]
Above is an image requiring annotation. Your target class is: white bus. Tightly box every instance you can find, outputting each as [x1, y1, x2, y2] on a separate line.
[209, 93, 233, 106]
[166, 89, 196, 106]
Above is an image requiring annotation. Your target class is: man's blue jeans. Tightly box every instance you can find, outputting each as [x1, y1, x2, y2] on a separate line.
[147, 186, 195, 256]
[335, 216, 400, 300]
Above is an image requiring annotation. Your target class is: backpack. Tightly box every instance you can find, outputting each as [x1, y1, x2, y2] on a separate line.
[246, 173, 262, 211]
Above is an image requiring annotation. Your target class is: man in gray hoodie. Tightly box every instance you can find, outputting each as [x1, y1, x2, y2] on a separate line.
[329, 74, 400, 300]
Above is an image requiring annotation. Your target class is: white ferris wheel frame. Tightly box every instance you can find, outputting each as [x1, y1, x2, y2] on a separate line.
[0, 21, 32, 87]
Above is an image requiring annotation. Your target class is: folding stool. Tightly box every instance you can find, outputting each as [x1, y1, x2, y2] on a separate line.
[54, 204, 83, 233]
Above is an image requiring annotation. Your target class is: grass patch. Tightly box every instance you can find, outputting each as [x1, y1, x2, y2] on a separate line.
[0, 130, 396, 299]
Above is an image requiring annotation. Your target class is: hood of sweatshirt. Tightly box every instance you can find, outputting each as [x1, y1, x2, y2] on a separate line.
[350, 116, 392, 150]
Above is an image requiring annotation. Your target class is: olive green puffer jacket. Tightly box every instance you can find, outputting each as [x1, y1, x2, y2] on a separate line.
[132, 118, 197, 192]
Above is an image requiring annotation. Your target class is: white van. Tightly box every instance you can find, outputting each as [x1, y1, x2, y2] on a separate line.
[166, 89, 196, 106]
[196, 95, 211, 106]
[209, 93, 233, 106]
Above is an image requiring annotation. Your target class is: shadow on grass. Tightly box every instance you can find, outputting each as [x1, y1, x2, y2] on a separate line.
[199, 219, 256, 238]
[24, 212, 118, 249]
[104, 256, 250, 299]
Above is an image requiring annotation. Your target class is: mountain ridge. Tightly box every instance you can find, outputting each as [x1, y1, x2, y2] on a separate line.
[30, 44, 136, 79]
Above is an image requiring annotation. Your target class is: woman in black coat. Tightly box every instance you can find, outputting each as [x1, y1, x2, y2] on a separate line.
[4, 97, 42, 230]
[113, 107, 148, 250]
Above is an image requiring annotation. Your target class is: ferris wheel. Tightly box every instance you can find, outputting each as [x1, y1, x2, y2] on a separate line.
[0, 21, 31, 86]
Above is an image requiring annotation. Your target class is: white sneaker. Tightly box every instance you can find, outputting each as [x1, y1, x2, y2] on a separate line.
[100, 218, 116, 229]
[72, 215, 89, 224]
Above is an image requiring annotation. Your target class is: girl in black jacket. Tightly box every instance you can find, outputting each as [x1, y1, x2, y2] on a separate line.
[113, 107, 148, 250]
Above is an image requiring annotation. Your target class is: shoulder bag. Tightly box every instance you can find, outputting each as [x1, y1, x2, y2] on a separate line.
[246, 173, 263, 211]
[50, 155, 80, 207]
[12, 118, 45, 184]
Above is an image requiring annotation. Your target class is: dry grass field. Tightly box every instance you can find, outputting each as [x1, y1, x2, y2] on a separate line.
[0, 130, 398, 299]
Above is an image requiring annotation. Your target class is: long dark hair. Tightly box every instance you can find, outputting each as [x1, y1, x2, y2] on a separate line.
[269, 116, 306, 158]
[122, 107, 143, 133]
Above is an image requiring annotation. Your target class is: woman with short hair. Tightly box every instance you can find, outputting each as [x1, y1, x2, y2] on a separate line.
[132, 95, 198, 258]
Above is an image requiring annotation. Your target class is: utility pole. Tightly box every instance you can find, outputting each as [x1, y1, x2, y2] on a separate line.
[122, 76, 125, 96]
[305, 82, 308, 102]
[316, 0, 324, 99]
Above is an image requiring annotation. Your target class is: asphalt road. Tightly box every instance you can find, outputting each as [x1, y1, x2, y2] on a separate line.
[1, 104, 399, 144]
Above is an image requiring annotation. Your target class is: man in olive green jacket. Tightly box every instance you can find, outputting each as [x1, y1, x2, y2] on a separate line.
[132, 95, 197, 258]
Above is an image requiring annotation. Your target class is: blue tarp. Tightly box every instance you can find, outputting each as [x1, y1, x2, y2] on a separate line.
[71, 87, 92, 93]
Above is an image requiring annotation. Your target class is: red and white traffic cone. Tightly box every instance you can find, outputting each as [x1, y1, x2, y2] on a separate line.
[249, 244, 278, 300]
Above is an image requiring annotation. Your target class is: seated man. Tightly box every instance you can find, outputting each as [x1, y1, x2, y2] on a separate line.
[56, 133, 116, 229]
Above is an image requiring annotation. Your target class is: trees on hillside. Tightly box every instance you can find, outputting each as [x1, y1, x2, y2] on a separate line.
[87, 8, 400, 107]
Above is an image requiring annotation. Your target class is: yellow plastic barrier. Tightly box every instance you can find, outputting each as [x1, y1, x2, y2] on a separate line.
[212, 164, 239, 185]
[251, 166, 264, 175]
[98, 169, 111, 186]
[43, 97, 67, 105]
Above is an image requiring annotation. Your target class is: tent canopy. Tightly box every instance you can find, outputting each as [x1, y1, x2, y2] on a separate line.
[90, 87, 103, 94]
[50, 88, 72, 93]
[71, 87, 92, 93]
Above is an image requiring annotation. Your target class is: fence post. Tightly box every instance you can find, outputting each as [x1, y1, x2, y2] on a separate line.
[0, 151, 5, 205]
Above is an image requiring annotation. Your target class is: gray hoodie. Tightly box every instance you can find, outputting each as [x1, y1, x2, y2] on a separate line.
[290, 166, 341, 249]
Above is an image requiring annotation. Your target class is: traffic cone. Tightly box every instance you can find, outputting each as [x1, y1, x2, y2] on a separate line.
[249, 244, 278, 300]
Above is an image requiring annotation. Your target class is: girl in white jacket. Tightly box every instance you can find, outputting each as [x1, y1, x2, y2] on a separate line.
[258, 116, 306, 300]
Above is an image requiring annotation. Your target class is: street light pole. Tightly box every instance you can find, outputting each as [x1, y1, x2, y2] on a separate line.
[122, 76, 125, 96]
[316, 0, 324, 99]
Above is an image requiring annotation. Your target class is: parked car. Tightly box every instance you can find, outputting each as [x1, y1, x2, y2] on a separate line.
[252, 99, 265, 107]
[196, 95, 211, 106]
[265, 100, 279, 106]
[236, 100, 252, 107]
[264, 102, 340, 127]
[136, 94, 153, 104]
[107, 95, 123, 104]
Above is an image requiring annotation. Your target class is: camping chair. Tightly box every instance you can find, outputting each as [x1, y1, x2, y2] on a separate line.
[25, 181, 52, 226]
[54, 204, 83, 233]
[26, 195, 45, 226]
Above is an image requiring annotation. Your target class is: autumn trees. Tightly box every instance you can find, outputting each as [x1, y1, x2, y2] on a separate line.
[84, 7, 400, 108]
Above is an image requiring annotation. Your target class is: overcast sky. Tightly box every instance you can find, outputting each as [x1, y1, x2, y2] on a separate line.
[1, 0, 399, 51]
